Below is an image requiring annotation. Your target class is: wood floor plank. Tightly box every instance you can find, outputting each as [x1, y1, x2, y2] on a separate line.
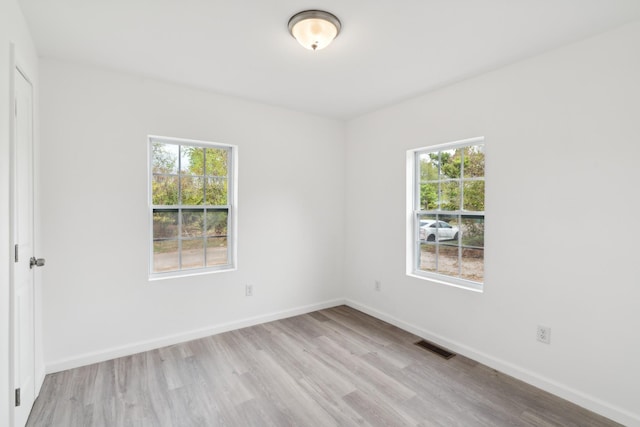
[343, 389, 415, 427]
[296, 376, 364, 426]
[26, 306, 621, 427]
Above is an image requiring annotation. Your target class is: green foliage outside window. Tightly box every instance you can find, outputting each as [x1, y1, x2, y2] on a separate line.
[152, 143, 228, 206]
[419, 145, 485, 211]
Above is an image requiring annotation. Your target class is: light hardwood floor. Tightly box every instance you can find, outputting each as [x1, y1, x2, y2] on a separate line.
[27, 306, 619, 426]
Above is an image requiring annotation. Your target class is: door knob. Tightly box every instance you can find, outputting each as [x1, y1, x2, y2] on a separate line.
[29, 257, 45, 269]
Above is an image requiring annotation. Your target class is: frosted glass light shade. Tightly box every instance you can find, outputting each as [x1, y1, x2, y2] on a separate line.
[288, 10, 341, 51]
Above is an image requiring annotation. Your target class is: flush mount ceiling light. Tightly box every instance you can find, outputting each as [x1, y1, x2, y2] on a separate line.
[288, 10, 341, 51]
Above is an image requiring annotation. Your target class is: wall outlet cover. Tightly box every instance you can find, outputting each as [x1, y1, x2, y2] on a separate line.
[537, 325, 551, 344]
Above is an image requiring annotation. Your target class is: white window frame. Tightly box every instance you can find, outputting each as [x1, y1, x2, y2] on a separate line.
[406, 137, 485, 292]
[148, 135, 238, 280]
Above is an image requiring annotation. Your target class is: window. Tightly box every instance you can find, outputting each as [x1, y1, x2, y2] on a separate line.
[408, 137, 485, 291]
[149, 136, 236, 278]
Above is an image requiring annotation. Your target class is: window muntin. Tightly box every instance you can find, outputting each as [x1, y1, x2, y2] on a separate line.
[149, 136, 235, 277]
[412, 138, 485, 290]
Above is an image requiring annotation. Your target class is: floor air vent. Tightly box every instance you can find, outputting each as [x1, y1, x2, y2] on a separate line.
[414, 340, 456, 359]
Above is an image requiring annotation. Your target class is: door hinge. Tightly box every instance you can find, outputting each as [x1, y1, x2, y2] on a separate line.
[15, 388, 20, 407]
[14, 244, 19, 262]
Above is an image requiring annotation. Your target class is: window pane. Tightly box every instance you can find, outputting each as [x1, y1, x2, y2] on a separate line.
[420, 182, 438, 210]
[181, 176, 205, 205]
[181, 238, 205, 269]
[419, 243, 436, 273]
[438, 213, 460, 242]
[207, 237, 228, 267]
[181, 210, 204, 238]
[206, 210, 228, 237]
[461, 215, 484, 249]
[153, 210, 179, 239]
[437, 244, 459, 277]
[181, 146, 204, 176]
[461, 248, 484, 282]
[206, 177, 228, 205]
[463, 145, 485, 178]
[439, 149, 460, 179]
[152, 175, 179, 205]
[418, 214, 437, 242]
[419, 153, 439, 182]
[440, 181, 460, 210]
[153, 240, 179, 272]
[152, 143, 178, 174]
[205, 148, 228, 177]
[461, 215, 483, 281]
[463, 180, 485, 211]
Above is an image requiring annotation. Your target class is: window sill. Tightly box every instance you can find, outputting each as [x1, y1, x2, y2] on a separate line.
[149, 266, 236, 282]
[407, 271, 483, 293]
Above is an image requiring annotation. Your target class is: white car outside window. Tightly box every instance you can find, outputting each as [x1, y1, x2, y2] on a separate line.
[420, 220, 459, 242]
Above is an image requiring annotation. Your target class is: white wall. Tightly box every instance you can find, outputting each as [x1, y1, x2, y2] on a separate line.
[345, 21, 640, 426]
[1, 0, 42, 425]
[40, 59, 346, 370]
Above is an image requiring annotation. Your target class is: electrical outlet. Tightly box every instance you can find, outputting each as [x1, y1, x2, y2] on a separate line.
[374, 280, 381, 291]
[537, 325, 551, 344]
[245, 284, 253, 297]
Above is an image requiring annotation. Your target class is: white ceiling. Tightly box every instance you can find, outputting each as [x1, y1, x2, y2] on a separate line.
[18, 0, 640, 119]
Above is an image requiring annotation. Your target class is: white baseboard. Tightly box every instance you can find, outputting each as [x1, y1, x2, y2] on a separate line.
[35, 366, 45, 397]
[46, 298, 345, 374]
[345, 299, 640, 427]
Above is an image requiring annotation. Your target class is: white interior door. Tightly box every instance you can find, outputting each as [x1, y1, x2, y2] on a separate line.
[12, 66, 36, 427]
